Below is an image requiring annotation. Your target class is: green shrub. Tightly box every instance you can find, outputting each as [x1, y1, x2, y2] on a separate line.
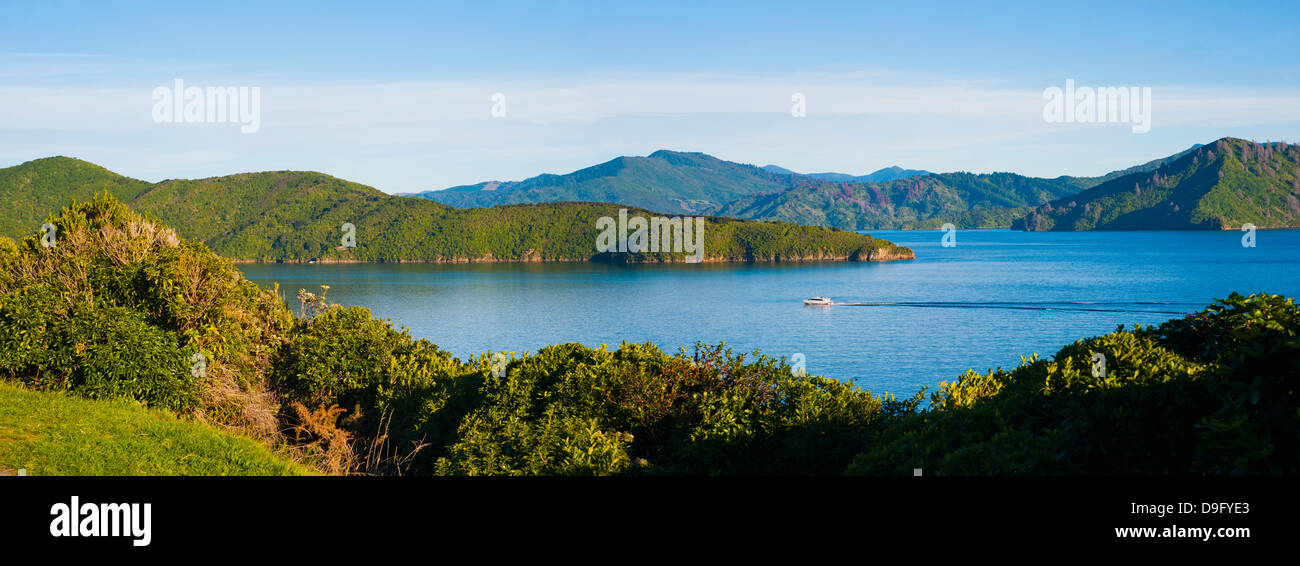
[50, 305, 197, 409]
[0, 296, 196, 410]
[272, 302, 471, 472]
[1140, 292, 1300, 473]
[275, 305, 408, 409]
[431, 342, 884, 475]
[846, 292, 1300, 475]
[0, 193, 292, 437]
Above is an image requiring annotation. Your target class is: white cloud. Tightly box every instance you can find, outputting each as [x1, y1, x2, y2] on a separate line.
[1, 64, 1297, 191]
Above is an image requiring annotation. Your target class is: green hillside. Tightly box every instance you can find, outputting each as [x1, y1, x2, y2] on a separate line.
[0, 157, 153, 238]
[1013, 138, 1300, 231]
[1056, 144, 1202, 188]
[0, 157, 912, 264]
[761, 164, 932, 183]
[418, 150, 795, 215]
[411, 144, 1234, 231]
[717, 171, 1084, 230]
[416, 150, 1080, 229]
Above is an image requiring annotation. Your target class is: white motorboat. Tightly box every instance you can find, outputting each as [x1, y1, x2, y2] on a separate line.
[803, 296, 834, 306]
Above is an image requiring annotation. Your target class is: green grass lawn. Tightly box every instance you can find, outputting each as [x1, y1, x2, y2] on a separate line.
[0, 381, 310, 475]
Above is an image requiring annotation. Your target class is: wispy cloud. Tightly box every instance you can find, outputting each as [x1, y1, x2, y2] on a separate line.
[2, 61, 1298, 191]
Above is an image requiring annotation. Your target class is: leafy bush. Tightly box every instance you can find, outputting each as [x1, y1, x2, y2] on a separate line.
[1139, 292, 1300, 473]
[846, 292, 1299, 475]
[272, 301, 470, 472]
[0, 290, 197, 412]
[0, 194, 291, 435]
[432, 342, 883, 475]
[48, 305, 197, 409]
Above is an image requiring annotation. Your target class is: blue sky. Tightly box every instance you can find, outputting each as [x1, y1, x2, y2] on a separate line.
[2, 0, 1298, 192]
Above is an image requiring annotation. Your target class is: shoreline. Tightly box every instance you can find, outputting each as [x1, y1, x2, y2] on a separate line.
[228, 250, 916, 265]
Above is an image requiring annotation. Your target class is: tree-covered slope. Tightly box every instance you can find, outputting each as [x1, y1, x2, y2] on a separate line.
[716, 171, 1084, 230]
[1013, 138, 1300, 231]
[416, 150, 796, 215]
[1056, 144, 1203, 189]
[406, 142, 1258, 231]
[761, 164, 932, 183]
[0, 157, 153, 240]
[0, 159, 913, 263]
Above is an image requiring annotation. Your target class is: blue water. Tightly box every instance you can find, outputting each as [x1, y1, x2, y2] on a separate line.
[238, 229, 1300, 397]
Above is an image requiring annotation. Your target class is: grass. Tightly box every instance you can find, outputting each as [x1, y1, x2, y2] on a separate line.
[0, 380, 310, 475]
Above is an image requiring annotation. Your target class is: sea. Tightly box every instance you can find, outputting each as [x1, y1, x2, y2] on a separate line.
[240, 229, 1300, 397]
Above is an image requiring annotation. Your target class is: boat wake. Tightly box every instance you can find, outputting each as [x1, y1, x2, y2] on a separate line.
[828, 300, 1199, 315]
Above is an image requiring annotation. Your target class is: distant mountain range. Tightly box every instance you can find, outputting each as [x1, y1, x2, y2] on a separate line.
[759, 164, 932, 183]
[414, 150, 792, 215]
[1013, 138, 1300, 231]
[412, 139, 1298, 231]
[717, 171, 1089, 230]
[6, 138, 1291, 256]
[0, 157, 912, 263]
[411, 151, 931, 217]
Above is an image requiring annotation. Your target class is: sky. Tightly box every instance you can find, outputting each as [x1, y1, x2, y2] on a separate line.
[1, 0, 1298, 193]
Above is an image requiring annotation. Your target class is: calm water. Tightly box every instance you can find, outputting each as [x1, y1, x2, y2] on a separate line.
[239, 229, 1300, 397]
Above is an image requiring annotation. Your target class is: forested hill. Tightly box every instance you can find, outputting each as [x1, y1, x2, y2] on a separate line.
[413, 150, 795, 215]
[0, 157, 912, 263]
[760, 164, 932, 183]
[412, 148, 1210, 231]
[1012, 138, 1300, 231]
[716, 171, 1087, 230]
[0, 156, 153, 232]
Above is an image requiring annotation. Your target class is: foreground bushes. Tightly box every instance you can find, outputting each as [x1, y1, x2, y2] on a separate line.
[0, 195, 290, 438]
[847, 293, 1299, 475]
[276, 292, 1297, 476]
[272, 300, 471, 474]
[432, 342, 883, 475]
[272, 312, 884, 475]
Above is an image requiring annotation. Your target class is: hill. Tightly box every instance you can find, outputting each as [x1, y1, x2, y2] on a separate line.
[416, 152, 935, 218]
[1057, 144, 1203, 188]
[0, 158, 913, 263]
[1013, 138, 1300, 231]
[418, 150, 795, 215]
[717, 171, 1086, 230]
[0, 156, 153, 236]
[761, 164, 932, 183]
[413, 149, 1194, 230]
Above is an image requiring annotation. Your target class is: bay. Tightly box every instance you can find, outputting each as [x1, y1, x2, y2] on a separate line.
[239, 229, 1300, 397]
